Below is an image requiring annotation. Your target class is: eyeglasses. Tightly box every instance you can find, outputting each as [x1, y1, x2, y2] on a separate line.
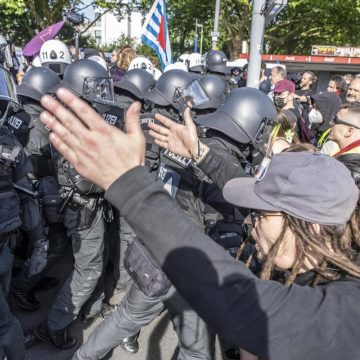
[249, 211, 283, 227]
[332, 115, 360, 130]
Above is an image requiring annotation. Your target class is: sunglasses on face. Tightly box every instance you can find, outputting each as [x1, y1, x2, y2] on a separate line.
[332, 115, 360, 130]
[249, 211, 283, 227]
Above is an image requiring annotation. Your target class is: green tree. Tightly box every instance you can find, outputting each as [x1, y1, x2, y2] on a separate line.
[266, 0, 360, 54]
[220, 0, 252, 59]
[0, 0, 76, 45]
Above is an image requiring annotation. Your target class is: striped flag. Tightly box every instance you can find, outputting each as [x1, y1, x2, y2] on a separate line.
[141, 0, 172, 70]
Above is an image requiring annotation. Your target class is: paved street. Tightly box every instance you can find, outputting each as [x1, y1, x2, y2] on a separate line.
[12, 244, 226, 360]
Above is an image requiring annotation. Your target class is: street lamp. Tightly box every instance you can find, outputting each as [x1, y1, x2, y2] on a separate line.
[264, 0, 288, 24]
[211, 0, 221, 50]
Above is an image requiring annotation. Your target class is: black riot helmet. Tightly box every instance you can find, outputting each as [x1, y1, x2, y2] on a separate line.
[114, 69, 155, 100]
[145, 69, 192, 107]
[195, 87, 277, 149]
[17, 67, 60, 103]
[205, 50, 228, 74]
[185, 74, 228, 110]
[52, 59, 114, 104]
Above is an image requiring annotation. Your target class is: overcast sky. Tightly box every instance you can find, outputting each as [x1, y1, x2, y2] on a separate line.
[81, 0, 95, 21]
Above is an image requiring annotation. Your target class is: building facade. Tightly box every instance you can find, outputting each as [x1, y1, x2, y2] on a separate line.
[85, 5, 143, 46]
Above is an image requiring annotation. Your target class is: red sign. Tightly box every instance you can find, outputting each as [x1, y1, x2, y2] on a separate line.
[238, 54, 360, 65]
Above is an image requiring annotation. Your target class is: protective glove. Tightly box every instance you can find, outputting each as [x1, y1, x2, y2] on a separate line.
[27, 238, 49, 276]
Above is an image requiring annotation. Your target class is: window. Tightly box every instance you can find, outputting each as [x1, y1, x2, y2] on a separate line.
[95, 13, 102, 27]
[95, 30, 102, 45]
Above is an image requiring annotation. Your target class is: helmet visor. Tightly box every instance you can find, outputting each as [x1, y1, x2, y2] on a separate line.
[0, 67, 19, 124]
[184, 80, 210, 107]
[0, 44, 13, 68]
[83, 77, 114, 104]
[0, 67, 18, 104]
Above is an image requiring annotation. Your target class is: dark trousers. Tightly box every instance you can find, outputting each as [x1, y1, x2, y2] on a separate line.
[75, 282, 214, 360]
[47, 207, 105, 331]
[0, 241, 24, 360]
[113, 216, 132, 289]
[12, 224, 68, 293]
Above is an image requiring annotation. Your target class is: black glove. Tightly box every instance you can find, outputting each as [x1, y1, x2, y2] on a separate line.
[26, 238, 49, 276]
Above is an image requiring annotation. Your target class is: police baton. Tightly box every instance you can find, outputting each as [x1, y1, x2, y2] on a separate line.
[13, 183, 40, 199]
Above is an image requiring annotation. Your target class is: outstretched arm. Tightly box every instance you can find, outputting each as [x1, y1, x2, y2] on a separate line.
[40, 89, 342, 360]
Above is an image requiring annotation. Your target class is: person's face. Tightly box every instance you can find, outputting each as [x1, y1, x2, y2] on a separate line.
[328, 108, 357, 144]
[273, 91, 291, 108]
[346, 78, 360, 103]
[111, 51, 117, 64]
[300, 73, 312, 89]
[271, 69, 281, 85]
[245, 211, 297, 269]
[16, 71, 25, 85]
[327, 80, 337, 93]
[232, 69, 240, 77]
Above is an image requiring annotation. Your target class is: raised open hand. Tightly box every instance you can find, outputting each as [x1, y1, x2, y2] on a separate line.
[149, 107, 209, 161]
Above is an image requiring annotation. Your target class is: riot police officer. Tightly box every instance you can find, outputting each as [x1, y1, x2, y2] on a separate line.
[10, 66, 67, 311]
[39, 39, 72, 77]
[204, 50, 234, 90]
[0, 64, 32, 360]
[111, 69, 156, 291]
[26, 59, 118, 350]
[74, 69, 216, 360]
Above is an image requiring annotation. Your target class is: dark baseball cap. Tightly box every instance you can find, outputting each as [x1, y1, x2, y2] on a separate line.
[274, 79, 295, 93]
[223, 152, 359, 225]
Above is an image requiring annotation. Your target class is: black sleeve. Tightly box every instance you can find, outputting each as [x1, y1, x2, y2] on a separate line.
[105, 166, 352, 359]
[197, 148, 247, 190]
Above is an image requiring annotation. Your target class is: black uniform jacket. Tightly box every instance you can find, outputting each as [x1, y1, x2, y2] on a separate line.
[105, 148, 360, 360]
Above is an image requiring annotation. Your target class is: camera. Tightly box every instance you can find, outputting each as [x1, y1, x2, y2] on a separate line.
[66, 9, 84, 25]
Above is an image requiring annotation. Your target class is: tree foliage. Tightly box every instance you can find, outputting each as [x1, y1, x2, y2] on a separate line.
[138, 0, 360, 59]
[266, 0, 360, 54]
[1, 0, 360, 59]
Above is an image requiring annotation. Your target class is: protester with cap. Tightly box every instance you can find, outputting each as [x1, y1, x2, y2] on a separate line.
[40, 88, 360, 360]
[273, 79, 295, 110]
[273, 79, 315, 143]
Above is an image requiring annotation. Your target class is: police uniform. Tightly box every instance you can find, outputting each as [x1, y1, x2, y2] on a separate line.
[11, 105, 64, 306]
[44, 105, 124, 332]
[74, 107, 215, 360]
[0, 127, 31, 359]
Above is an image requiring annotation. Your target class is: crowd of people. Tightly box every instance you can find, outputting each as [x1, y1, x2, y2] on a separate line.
[0, 35, 360, 360]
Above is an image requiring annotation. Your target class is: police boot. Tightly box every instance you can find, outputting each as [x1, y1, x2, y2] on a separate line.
[224, 346, 241, 360]
[35, 322, 76, 350]
[119, 333, 139, 354]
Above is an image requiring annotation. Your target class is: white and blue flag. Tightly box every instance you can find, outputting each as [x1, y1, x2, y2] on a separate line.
[141, 0, 172, 70]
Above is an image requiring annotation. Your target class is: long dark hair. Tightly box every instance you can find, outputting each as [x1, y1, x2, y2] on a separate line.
[260, 214, 360, 285]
